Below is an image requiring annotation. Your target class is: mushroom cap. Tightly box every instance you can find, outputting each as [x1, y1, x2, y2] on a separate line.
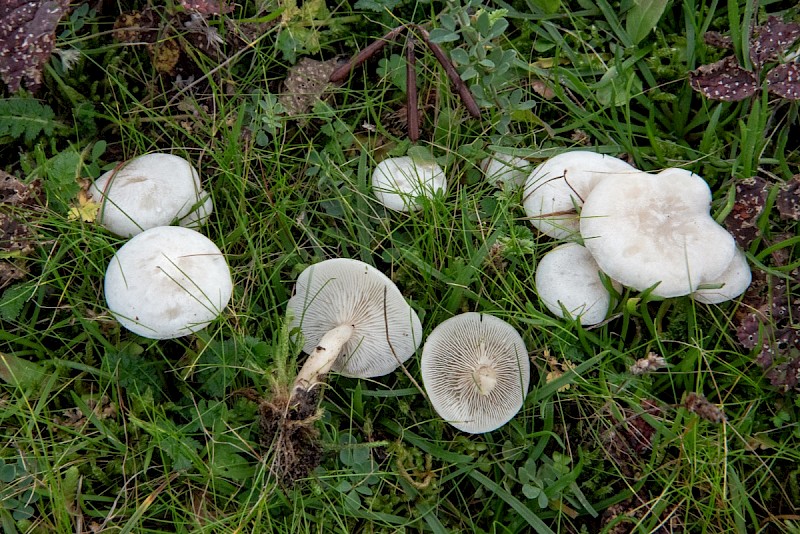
[90, 153, 212, 237]
[481, 152, 531, 189]
[580, 168, 736, 298]
[104, 226, 233, 339]
[421, 312, 530, 434]
[535, 243, 622, 325]
[372, 156, 447, 212]
[287, 258, 423, 378]
[691, 247, 751, 304]
[523, 151, 637, 239]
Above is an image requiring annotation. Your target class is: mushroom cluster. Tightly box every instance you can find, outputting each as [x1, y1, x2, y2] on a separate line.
[524, 151, 750, 324]
[95, 153, 232, 339]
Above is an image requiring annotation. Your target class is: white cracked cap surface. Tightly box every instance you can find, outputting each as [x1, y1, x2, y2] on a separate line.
[104, 226, 233, 339]
[523, 151, 638, 239]
[287, 258, 423, 378]
[372, 156, 447, 212]
[421, 312, 530, 434]
[535, 242, 621, 325]
[90, 153, 212, 237]
[580, 168, 736, 298]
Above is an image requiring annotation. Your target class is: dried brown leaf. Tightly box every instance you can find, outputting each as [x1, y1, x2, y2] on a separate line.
[180, 0, 234, 15]
[766, 62, 800, 100]
[279, 57, 341, 117]
[704, 31, 734, 50]
[724, 176, 770, 247]
[749, 16, 800, 69]
[689, 56, 758, 101]
[0, 0, 69, 92]
[776, 175, 800, 220]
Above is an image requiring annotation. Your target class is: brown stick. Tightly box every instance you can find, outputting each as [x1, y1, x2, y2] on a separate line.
[406, 36, 420, 142]
[329, 25, 408, 83]
[416, 26, 481, 118]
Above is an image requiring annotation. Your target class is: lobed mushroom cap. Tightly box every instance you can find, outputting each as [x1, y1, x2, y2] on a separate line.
[580, 168, 736, 298]
[421, 312, 530, 434]
[523, 151, 637, 239]
[90, 153, 212, 238]
[287, 258, 423, 378]
[104, 226, 232, 339]
[372, 156, 447, 212]
[691, 247, 752, 304]
[535, 243, 621, 325]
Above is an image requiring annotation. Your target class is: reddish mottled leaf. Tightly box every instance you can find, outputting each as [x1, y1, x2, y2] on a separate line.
[736, 313, 763, 349]
[776, 175, 800, 220]
[279, 57, 341, 117]
[689, 56, 758, 101]
[0, 0, 69, 92]
[767, 62, 800, 100]
[0, 171, 42, 289]
[180, 0, 234, 15]
[724, 176, 770, 247]
[704, 31, 733, 50]
[749, 16, 800, 69]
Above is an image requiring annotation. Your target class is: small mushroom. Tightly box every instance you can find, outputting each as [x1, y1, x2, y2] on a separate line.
[421, 312, 530, 434]
[104, 226, 233, 339]
[535, 243, 622, 325]
[481, 152, 531, 189]
[372, 156, 447, 212]
[90, 153, 212, 237]
[580, 168, 736, 298]
[691, 247, 752, 304]
[523, 151, 637, 239]
[287, 258, 423, 393]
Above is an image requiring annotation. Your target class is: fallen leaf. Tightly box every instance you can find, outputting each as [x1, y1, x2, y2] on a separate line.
[749, 16, 800, 69]
[180, 0, 234, 15]
[689, 56, 758, 101]
[279, 57, 341, 117]
[0, 171, 42, 289]
[0, 0, 70, 92]
[724, 176, 769, 247]
[67, 190, 100, 223]
[703, 31, 733, 50]
[776, 175, 800, 220]
[766, 62, 800, 100]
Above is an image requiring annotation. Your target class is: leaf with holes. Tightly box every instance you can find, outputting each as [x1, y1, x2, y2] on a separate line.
[724, 176, 769, 247]
[0, 0, 69, 92]
[776, 175, 800, 221]
[749, 16, 800, 69]
[689, 56, 758, 101]
[766, 62, 800, 100]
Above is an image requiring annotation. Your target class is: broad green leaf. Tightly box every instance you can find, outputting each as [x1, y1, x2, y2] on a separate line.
[626, 0, 669, 45]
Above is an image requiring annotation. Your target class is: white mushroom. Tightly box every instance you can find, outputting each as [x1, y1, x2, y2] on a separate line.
[104, 226, 233, 339]
[535, 243, 622, 325]
[481, 152, 531, 189]
[421, 312, 530, 434]
[90, 153, 212, 237]
[372, 156, 447, 212]
[691, 247, 752, 304]
[523, 151, 637, 239]
[580, 168, 736, 298]
[287, 258, 423, 392]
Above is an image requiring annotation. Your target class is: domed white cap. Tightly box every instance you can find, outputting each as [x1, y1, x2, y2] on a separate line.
[421, 313, 530, 434]
[535, 242, 621, 325]
[90, 153, 212, 237]
[287, 258, 423, 378]
[692, 247, 751, 304]
[523, 151, 637, 239]
[104, 226, 232, 339]
[372, 156, 447, 212]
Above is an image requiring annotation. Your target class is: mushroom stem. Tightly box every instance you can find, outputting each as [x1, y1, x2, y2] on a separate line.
[472, 365, 497, 396]
[292, 324, 355, 394]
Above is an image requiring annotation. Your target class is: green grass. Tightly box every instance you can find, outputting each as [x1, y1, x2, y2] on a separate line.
[1, 0, 800, 532]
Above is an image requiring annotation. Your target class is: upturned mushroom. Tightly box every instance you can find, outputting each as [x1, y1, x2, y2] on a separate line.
[421, 312, 530, 434]
[523, 151, 637, 239]
[372, 156, 447, 212]
[104, 226, 233, 339]
[580, 168, 736, 298]
[90, 153, 212, 237]
[535, 243, 622, 325]
[287, 258, 423, 395]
